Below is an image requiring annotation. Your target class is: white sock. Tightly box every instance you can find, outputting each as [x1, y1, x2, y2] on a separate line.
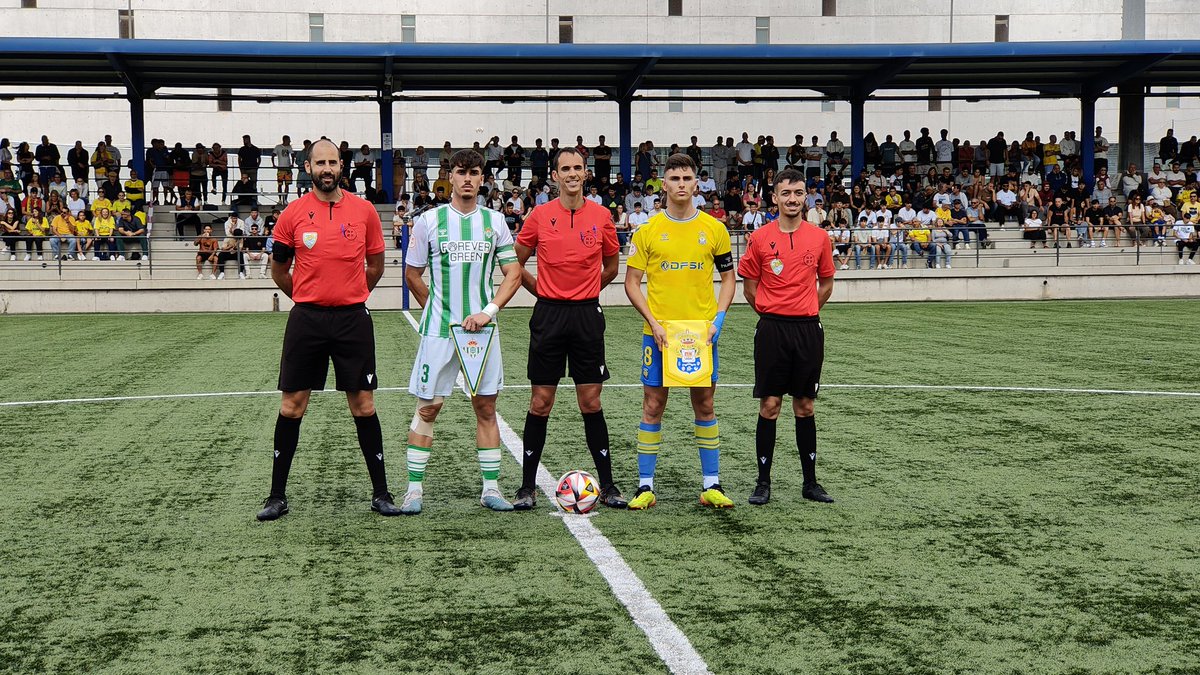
[703, 476, 719, 489]
[406, 481, 423, 496]
[482, 478, 499, 492]
[639, 478, 654, 490]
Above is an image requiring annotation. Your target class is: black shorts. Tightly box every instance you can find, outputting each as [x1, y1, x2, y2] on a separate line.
[527, 297, 609, 385]
[753, 314, 824, 399]
[279, 302, 378, 392]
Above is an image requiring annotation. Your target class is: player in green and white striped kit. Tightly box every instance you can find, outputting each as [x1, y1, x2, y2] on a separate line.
[402, 149, 523, 514]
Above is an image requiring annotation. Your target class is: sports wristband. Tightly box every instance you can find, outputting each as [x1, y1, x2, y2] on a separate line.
[711, 310, 727, 344]
[482, 303, 500, 320]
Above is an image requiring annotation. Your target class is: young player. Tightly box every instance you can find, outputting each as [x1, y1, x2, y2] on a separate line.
[623, 154, 737, 509]
[737, 168, 836, 505]
[511, 147, 627, 510]
[401, 149, 523, 514]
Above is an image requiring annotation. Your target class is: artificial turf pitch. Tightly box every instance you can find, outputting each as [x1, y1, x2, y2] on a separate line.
[1, 300, 1197, 674]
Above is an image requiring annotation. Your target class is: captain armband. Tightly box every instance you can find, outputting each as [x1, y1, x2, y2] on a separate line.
[272, 242, 295, 263]
[714, 252, 734, 273]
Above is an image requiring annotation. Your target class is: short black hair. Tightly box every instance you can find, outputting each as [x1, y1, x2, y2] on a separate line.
[448, 149, 484, 171]
[774, 168, 805, 188]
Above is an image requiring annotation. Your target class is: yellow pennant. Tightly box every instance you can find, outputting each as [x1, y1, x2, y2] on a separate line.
[661, 320, 712, 388]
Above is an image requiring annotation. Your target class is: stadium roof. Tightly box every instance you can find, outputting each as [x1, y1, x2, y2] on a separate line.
[0, 38, 1198, 99]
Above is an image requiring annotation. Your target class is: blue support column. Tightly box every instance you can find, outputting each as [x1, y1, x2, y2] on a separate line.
[379, 95, 394, 203]
[129, 94, 145, 179]
[1080, 95, 1097, 192]
[618, 98, 633, 181]
[849, 97, 865, 182]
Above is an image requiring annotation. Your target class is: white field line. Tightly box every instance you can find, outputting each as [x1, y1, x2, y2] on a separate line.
[401, 310, 712, 675]
[5, 382, 1200, 408]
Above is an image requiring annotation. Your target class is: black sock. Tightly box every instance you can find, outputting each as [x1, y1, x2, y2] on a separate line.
[796, 415, 817, 485]
[353, 413, 389, 497]
[756, 415, 776, 484]
[582, 410, 614, 487]
[522, 412, 549, 490]
[270, 414, 302, 498]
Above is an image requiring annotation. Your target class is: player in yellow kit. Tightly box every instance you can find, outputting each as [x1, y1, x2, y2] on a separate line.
[623, 154, 737, 509]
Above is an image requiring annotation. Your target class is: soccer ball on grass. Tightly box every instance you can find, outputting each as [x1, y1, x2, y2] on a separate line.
[555, 470, 600, 514]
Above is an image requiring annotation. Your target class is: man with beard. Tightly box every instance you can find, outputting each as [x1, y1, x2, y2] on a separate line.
[737, 168, 836, 506]
[256, 139, 399, 521]
[510, 147, 626, 511]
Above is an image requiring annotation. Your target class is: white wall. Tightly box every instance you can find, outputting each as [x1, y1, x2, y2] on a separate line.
[0, 0, 1194, 155]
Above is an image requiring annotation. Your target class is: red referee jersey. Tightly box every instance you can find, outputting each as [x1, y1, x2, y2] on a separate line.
[272, 191, 385, 306]
[737, 220, 835, 316]
[516, 198, 619, 300]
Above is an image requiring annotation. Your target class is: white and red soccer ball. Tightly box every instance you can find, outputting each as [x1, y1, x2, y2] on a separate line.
[555, 470, 600, 514]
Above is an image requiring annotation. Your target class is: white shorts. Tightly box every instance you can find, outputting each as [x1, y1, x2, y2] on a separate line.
[408, 334, 504, 398]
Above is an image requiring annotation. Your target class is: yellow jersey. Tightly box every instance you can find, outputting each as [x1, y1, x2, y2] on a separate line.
[91, 198, 113, 214]
[123, 179, 145, 201]
[51, 215, 74, 236]
[74, 219, 93, 237]
[627, 209, 732, 335]
[93, 216, 116, 236]
[25, 217, 48, 237]
[111, 199, 132, 215]
[910, 228, 931, 243]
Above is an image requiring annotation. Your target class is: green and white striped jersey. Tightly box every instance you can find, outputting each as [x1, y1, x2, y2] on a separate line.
[405, 204, 517, 338]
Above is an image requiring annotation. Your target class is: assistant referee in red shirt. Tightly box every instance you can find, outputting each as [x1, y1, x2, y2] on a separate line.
[737, 168, 837, 506]
[511, 147, 627, 510]
[256, 138, 401, 521]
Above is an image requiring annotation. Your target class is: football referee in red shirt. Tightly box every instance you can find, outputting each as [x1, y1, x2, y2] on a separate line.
[737, 168, 837, 506]
[256, 139, 401, 520]
[511, 147, 628, 510]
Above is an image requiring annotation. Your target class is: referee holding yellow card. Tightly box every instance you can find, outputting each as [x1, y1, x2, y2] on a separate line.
[623, 154, 737, 509]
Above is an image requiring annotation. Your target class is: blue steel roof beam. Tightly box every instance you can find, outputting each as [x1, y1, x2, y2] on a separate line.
[106, 53, 154, 99]
[613, 57, 659, 100]
[850, 57, 915, 100]
[1083, 53, 1173, 97]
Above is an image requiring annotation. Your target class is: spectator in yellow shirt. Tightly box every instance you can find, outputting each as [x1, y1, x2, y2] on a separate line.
[73, 210, 93, 259]
[123, 169, 146, 213]
[93, 207, 119, 260]
[909, 224, 933, 263]
[22, 207, 49, 260]
[111, 192, 132, 217]
[49, 208, 77, 260]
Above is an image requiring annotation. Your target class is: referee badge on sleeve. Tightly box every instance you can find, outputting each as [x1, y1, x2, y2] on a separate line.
[302, 232, 318, 249]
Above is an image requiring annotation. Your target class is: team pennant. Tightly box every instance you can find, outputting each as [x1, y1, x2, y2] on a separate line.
[661, 320, 713, 388]
[450, 324, 496, 397]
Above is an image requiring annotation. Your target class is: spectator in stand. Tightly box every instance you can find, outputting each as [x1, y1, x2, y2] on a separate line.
[1100, 195, 1123, 248]
[22, 207, 48, 260]
[627, 201, 649, 233]
[238, 135, 261, 188]
[1046, 164, 1069, 197]
[145, 138, 172, 205]
[1022, 207, 1045, 248]
[15, 142, 34, 189]
[879, 134, 899, 175]
[1178, 135, 1198, 169]
[832, 220, 851, 270]
[116, 208, 148, 260]
[966, 198, 992, 248]
[593, 136, 612, 181]
[850, 215, 874, 270]
[1058, 131, 1079, 170]
[804, 135, 823, 180]
[869, 217, 891, 269]
[713, 136, 734, 188]
[65, 188, 86, 220]
[216, 227, 245, 280]
[1046, 195, 1072, 248]
[244, 223, 268, 277]
[1042, 134, 1061, 176]
[1119, 163, 1144, 199]
[189, 144, 209, 199]
[208, 142, 229, 203]
[806, 197, 827, 227]
[0, 210, 20, 260]
[913, 128, 934, 175]
[348, 144, 374, 193]
[956, 140, 974, 173]
[1082, 198, 1105, 249]
[742, 200, 766, 232]
[231, 173, 258, 215]
[734, 132, 755, 178]
[1174, 219, 1198, 264]
[934, 129, 954, 172]
[1147, 198, 1172, 245]
[1165, 161, 1187, 200]
[175, 188, 203, 237]
[67, 140, 88, 185]
[72, 209, 92, 259]
[49, 207, 76, 260]
[825, 132, 846, 175]
[122, 169, 145, 214]
[707, 199, 727, 230]
[193, 223, 219, 279]
[1159, 129, 1178, 165]
[1126, 193, 1148, 246]
[410, 145, 429, 187]
[529, 139, 549, 184]
[986, 132, 1007, 178]
[270, 136, 294, 204]
[722, 184, 744, 223]
[294, 139, 313, 197]
[47, 171, 68, 202]
[908, 218, 933, 266]
[89, 141, 113, 187]
[1181, 191, 1200, 224]
[92, 207, 119, 260]
[930, 219, 952, 269]
[34, 136, 60, 186]
[686, 135, 704, 172]
[504, 135, 524, 185]
[169, 142, 191, 197]
[1092, 166, 1114, 203]
[948, 200, 971, 249]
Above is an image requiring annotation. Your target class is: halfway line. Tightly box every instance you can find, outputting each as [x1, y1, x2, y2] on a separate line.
[403, 310, 712, 675]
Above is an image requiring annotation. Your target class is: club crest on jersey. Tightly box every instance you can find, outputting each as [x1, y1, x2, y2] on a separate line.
[698, 231, 707, 245]
[484, 225, 493, 239]
[770, 258, 785, 275]
[660, 233, 670, 241]
[302, 232, 318, 249]
[676, 330, 703, 375]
